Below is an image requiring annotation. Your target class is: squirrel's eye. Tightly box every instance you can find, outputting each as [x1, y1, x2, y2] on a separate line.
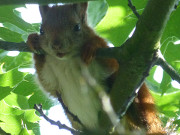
[74, 24, 81, 31]
[40, 28, 45, 35]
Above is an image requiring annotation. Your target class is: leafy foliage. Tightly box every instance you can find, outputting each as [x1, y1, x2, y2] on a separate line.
[0, 4, 54, 134]
[96, 0, 148, 46]
[0, 0, 180, 134]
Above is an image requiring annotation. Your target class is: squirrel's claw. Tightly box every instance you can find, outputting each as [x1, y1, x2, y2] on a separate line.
[81, 44, 96, 65]
[27, 33, 44, 54]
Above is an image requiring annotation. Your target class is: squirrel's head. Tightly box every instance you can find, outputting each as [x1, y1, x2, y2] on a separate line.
[39, 3, 90, 59]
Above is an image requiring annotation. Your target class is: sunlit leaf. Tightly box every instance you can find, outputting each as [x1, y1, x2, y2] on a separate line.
[0, 97, 40, 135]
[152, 91, 180, 114]
[3, 22, 27, 35]
[4, 92, 29, 109]
[162, 7, 180, 42]
[0, 100, 23, 134]
[19, 128, 34, 135]
[96, 0, 147, 46]
[24, 109, 41, 123]
[0, 52, 32, 72]
[0, 68, 27, 88]
[13, 74, 37, 96]
[13, 74, 55, 110]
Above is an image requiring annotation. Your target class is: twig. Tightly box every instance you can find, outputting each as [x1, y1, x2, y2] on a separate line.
[34, 104, 82, 135]
[156, 57, 180, 84]
[118, 50, 158, 117]
[128, 0, 140, 18]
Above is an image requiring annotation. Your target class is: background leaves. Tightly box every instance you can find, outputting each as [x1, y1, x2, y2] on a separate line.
[96, 0, 148, 46]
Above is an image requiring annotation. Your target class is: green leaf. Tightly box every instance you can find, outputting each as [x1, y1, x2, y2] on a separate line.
[3, 22, 27, 35]
[87, 0, 108, 27]
[24, 109, 41, 123]
[19, 128, 34, 135]
[13, 74, 55, 110]
[159, 41, 180, 95]
[0, 63, 4, 74]
[95, 0, 149, 46]
[0, 100, 24, 134]
[147, 66, 180, 94]
[152, 91, 180, 113]
[0, 116, 22, 135]
[0, 100, 24, 115]
[0, 5, 34, 32]
[0, 86, 13, 101]
[96, 0, 146, 46]
[4, 92, 29, 109]
[25, 122, 40, 135]
[0, 52, 32, 72]
[0, 27, 23, 42]
[0, 68, 26, 88]
[162, 7, 180, 43]
[160, 71, 172, 94]
[13, 74, 37, 96]
[161, 39, 180, 65]
[160, 6, 180, 88]
[146, 66, 161, 93]
[28, 91, 55, 110]
[0, 97, 40, 135]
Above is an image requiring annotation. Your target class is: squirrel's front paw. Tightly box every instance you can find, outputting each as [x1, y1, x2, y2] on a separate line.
[81, 44, 96, 65]
[27, 33, 44, 54]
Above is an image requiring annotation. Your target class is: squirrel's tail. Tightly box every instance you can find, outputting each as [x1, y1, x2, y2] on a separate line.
[126, 83, 166, 135]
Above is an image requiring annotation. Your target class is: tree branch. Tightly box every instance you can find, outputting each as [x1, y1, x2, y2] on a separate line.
[34, 104, 82, 135]
[0, 41, 31, 52]
[110, 0, 179, 116]
[127, 0, 180, 86]
[0, 40, 124, 60]
[156, 57, 180, 84]
[128, 0, 140, 18]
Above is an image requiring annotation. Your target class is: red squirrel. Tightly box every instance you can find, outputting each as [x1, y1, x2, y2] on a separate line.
[27, 2, 166, 134]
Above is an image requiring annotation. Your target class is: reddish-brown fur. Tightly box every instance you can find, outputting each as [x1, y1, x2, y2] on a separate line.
[27, 2, 166, 134]
[126, 84, 166, 134]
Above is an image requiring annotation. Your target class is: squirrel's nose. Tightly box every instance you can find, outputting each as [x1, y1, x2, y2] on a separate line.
[52, 40, 62, 50]
[53, 39, 60, 46]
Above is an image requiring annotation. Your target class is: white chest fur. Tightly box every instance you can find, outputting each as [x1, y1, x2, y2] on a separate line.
[37, 55, 107, 129]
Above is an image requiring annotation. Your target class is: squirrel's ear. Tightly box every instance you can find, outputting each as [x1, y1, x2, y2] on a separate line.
[39, 5, 50, 18]
[73, 2, 88, 23]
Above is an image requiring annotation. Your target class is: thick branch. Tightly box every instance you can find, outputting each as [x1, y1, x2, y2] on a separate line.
[110, 0, 178, 116]
[0, 41, 31, 52]
[0, 40, 123, 60]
